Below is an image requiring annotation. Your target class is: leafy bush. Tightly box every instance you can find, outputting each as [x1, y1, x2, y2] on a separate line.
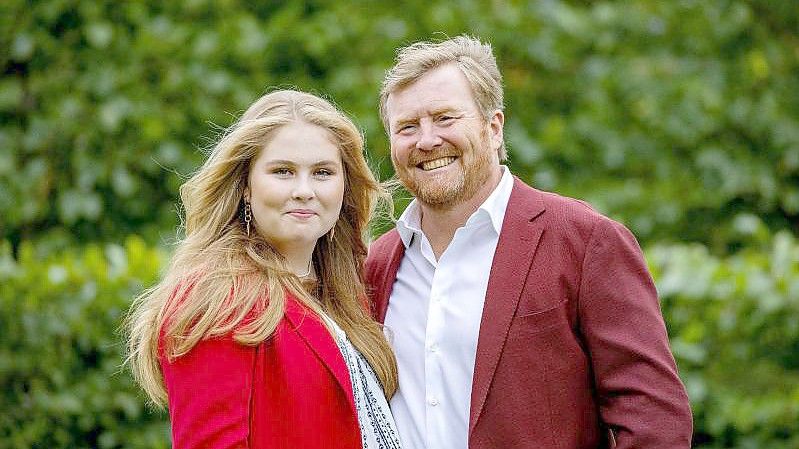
[2, 0, 797, 251]
[1, 0, 797, 447]
[652, 230, 799, 448]
[0, 237, 169, 449]
[1, 232, 796, 448]
[497, 1, 799, 252]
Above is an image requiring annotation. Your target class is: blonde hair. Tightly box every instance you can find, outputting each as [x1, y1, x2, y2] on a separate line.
[126, 89, 398, 406]
[379, 34, 506, 160]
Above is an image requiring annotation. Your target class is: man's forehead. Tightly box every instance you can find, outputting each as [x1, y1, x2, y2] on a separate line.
[390, 64, 471, 98]
[389, 96, 460, 118]
[387, 85, 477, 124]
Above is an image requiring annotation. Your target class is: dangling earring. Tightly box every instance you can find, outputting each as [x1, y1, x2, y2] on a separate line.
[244, 200, 252, 237]
[327, 226, 335, 243]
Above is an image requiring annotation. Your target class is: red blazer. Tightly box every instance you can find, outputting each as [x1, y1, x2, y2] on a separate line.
[365, 178, 693, 449]
[159, 296, 362, 449]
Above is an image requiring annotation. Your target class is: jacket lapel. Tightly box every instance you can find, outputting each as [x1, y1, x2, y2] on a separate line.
[374, 232, 405, 323]
[284, 299, 357, 416]
[469, 178, 546, 435]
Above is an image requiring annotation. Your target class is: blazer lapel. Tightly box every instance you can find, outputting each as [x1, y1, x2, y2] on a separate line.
[375, 233, 405, 323]
[469, 178, 546, 435]
[284, 299, 356, 416]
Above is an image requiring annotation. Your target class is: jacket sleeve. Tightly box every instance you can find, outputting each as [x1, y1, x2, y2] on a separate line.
[160, 336, 256, 449]
[577, 217, 693, 448]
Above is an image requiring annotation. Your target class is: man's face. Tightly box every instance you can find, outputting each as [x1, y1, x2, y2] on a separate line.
[385, 64, 503, 210]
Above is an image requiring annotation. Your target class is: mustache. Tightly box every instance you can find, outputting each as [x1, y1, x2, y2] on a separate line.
[407, 147, 461, 167]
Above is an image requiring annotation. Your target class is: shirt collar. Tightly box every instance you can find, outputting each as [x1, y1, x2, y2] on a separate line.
[473, 165, 514, 234]
[396, 166, 514, 248]
[396, 198, 421, 248]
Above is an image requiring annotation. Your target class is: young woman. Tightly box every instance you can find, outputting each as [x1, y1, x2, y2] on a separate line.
[126, 90, 402, 449]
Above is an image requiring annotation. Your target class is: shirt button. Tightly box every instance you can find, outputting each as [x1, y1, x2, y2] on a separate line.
[428, 343, 438, 353]
[428, 398, 439, 406]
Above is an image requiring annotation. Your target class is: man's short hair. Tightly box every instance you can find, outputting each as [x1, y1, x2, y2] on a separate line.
[379, 34, 506, 160]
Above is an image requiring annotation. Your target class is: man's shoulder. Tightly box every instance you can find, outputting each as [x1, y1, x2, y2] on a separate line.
[513, 179, 605, 223]
[370, 228, 401, 250]
[509, 177, 624, 239]
[366, 229, 401, 266]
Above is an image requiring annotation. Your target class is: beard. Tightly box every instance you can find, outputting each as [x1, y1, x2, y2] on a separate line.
[395, 127, 495, 210]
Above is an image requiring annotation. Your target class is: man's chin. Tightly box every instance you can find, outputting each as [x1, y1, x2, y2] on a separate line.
[397, 172, 464, 206]
[414, 185, 464, 208]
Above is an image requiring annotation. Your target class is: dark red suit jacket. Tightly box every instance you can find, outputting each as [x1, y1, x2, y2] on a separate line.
[365, 178, 693, 449]
[160, 296, 362, 449]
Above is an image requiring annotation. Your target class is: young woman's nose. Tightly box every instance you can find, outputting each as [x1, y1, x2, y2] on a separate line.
[291, 175, 315, 200]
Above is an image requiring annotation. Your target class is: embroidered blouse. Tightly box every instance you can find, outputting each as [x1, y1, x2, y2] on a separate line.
[322, 314, 403, 449]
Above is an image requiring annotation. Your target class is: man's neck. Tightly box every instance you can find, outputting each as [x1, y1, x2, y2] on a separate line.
[419, 168, 503, 260]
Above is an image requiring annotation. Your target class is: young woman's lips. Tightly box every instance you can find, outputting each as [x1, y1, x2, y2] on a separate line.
[286, 209, 317, 219]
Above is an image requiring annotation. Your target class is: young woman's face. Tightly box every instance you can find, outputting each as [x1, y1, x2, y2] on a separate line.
[246, 121, 345, 257]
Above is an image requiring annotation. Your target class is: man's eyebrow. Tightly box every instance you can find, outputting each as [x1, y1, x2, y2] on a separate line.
[430, 106, 460, 116]
[392, 107, 461, 126]
[392, 115, 418, 127]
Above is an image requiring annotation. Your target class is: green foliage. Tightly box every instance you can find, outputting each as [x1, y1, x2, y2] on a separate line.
[2, 0, 798, 447]
[0, 237, 169, 449]
[653, 231, 799, 448]
[2, 0, 797, 251]
[494, 1, 799, 252]
[1, 233, 796, 448]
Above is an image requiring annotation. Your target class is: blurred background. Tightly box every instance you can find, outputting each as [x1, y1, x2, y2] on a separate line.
[1, 0, 797, 447]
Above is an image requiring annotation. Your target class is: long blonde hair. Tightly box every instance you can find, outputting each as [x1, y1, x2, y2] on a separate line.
[126, 90, 397, 406]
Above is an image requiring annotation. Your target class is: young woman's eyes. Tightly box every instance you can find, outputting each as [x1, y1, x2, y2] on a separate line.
[272, 167, 293, 176]
[271, 167, 335, 178]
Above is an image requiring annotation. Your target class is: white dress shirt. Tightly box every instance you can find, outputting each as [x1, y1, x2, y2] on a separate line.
[385, 167, 514, 449]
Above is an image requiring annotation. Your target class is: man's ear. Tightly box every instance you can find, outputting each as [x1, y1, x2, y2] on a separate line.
[488, 110, 504, 152]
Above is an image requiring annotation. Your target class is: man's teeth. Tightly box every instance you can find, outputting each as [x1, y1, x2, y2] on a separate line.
[420, 157, 455, 171]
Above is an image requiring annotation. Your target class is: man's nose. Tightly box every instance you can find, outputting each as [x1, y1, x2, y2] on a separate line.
[416, 121, 443, 151]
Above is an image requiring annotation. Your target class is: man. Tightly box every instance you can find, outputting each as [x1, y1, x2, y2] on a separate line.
[365, 35, 693, 449]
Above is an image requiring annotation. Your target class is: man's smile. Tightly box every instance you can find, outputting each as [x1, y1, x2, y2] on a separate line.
[418, 156, 456, 171]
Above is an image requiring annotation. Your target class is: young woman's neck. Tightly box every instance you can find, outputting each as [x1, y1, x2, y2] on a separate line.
[280, 246, 316, 278]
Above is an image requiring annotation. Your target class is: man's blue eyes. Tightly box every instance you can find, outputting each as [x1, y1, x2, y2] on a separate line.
[397, 116, 456, 132]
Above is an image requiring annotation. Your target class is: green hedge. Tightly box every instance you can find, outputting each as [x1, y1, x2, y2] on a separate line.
[0, 237, 168, 449]
[2, 1, 797, 446]
[652, 230, 799, 448]
[1, 232, 797, 448]
[2, 0, 797, 251]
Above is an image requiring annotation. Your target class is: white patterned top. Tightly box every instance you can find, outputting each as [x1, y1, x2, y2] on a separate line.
[321, 314, 403, 449]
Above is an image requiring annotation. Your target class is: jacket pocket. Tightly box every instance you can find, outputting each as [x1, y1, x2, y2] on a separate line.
[514, 302, 567, 336]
